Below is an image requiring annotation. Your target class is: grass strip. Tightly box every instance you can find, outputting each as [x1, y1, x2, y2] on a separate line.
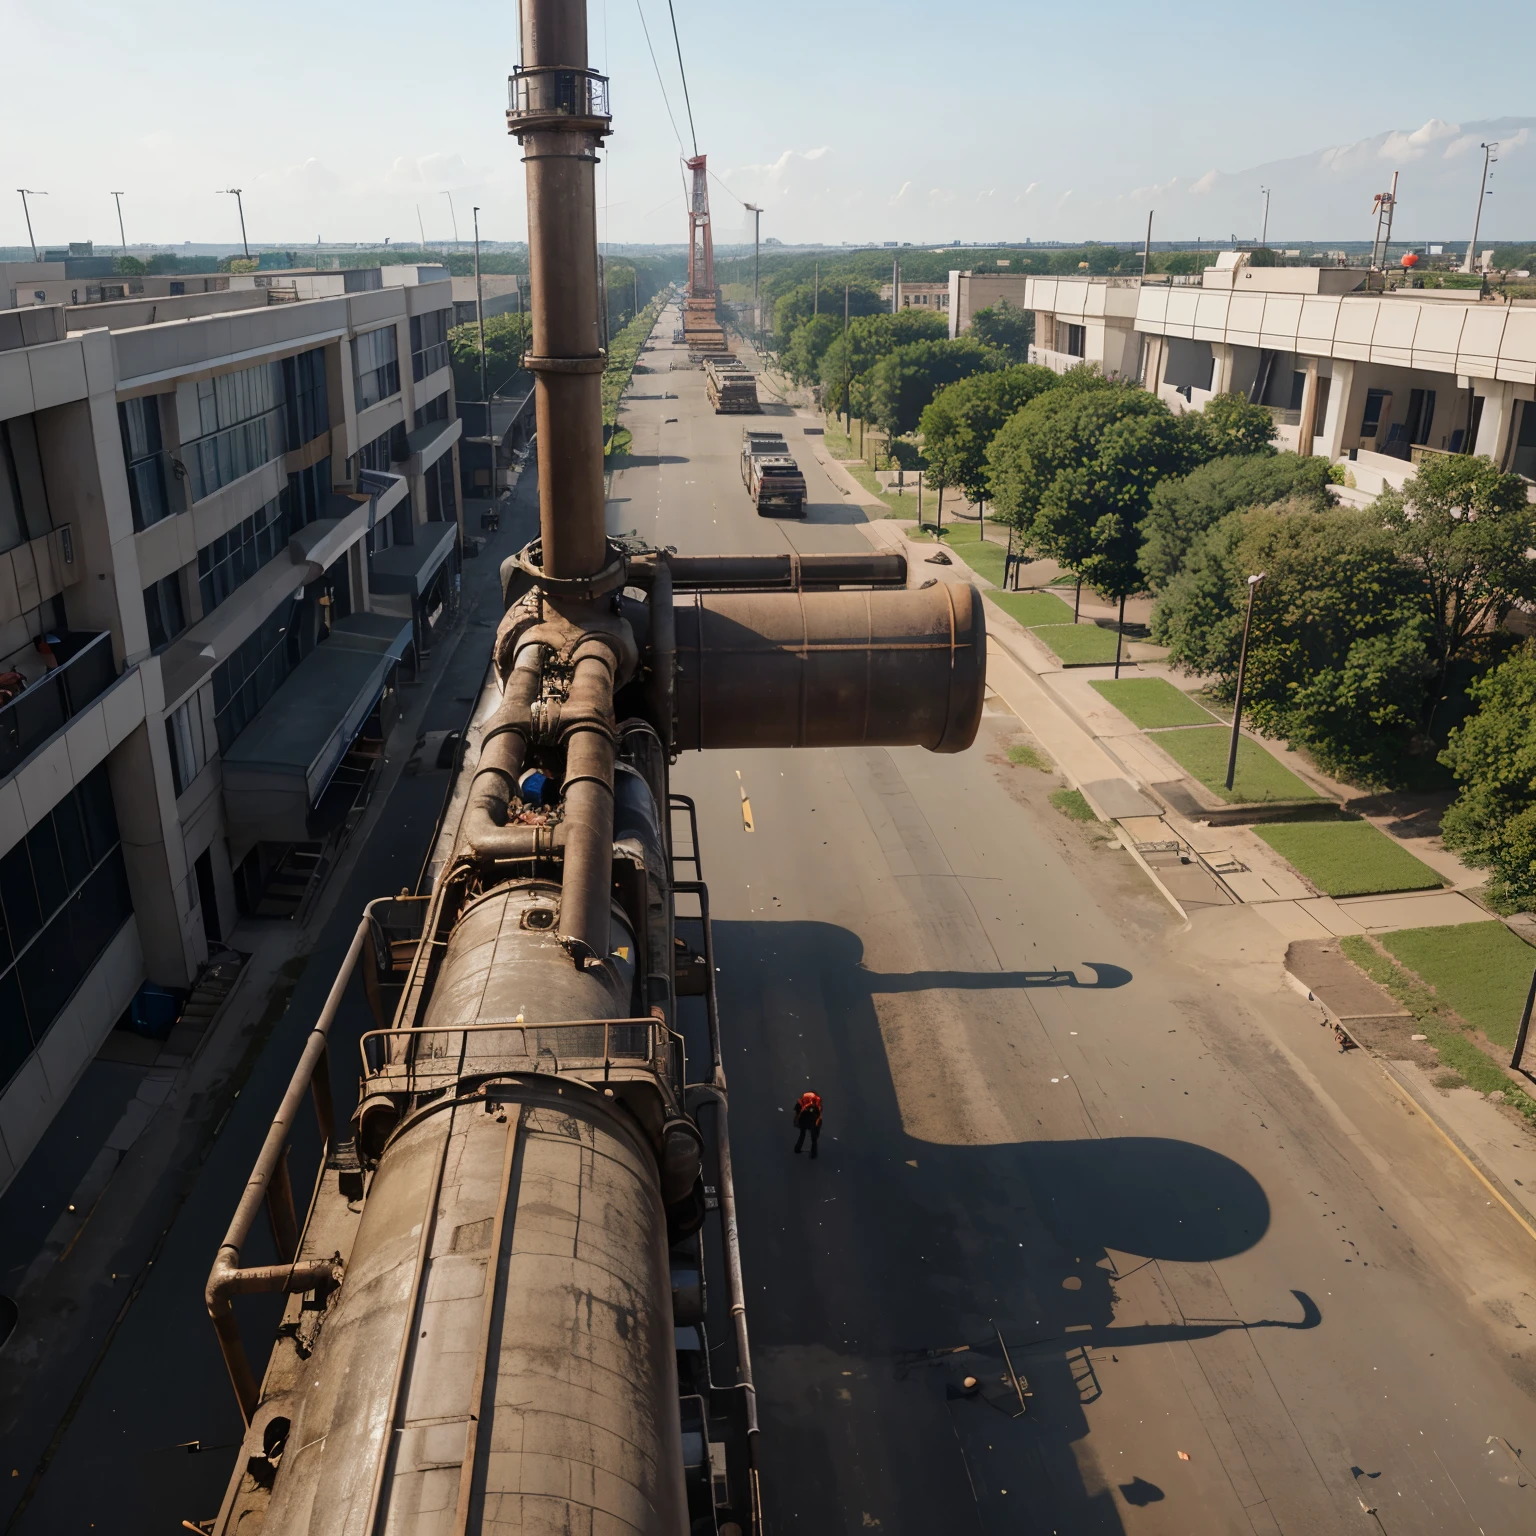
[1050, 788, 1096, 822]
[604, 297, 664, 435]
[1007, 743, 1052, 771]
[1340, 935, 1536, 1125]
[987, 590, 1076, 627]
[1030, 624, 1126, 666]
[1090, 678, 1215, 728]
[1255, 819, 1444, 896]
[1151, 726, 1321, 804]
[1380, 923, 1536, 1051]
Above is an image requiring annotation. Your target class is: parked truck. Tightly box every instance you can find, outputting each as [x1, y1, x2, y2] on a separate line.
[741, 429, 807, 517]
[705, 357, 761, 413]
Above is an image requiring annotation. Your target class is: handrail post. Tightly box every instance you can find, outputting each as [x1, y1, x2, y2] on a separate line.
[266, 1148, 300, 1264]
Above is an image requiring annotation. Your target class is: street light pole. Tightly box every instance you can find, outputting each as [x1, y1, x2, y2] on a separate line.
[743, 203, 762, 345]
[219, 189, 249, 259]
[1462, 142, 1498, 275]
[1260, 186, 1270, 247]
[111, 191, 127, 254]
[16, 190, 46, 260]
[473, 204, 489, 447]
[444, 191, 460, 252]
[1225, 573, 1266, 792]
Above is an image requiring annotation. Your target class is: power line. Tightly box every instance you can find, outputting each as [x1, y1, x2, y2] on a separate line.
[666, 0, 698, 158]
[635, 1, 684, 154]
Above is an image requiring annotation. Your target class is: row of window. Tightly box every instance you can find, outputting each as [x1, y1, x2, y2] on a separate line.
[210, 602, 305, 753]
[0, 416, 53, 558]
[353, 326, 401, 412]
[414, 390, 449, 431]
[410, 309, 451, 382]
[197, 495, 290, 616]
[0, 763, 131, 1093]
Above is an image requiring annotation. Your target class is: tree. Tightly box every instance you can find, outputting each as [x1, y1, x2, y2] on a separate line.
[782, 314, 841, 387]
[919, 364, 1060, 509]
[1140, 451, 1334, 592]
[863, 338, 1001, 438]
[1180, 391, 1277, 461]
[450, 312, 530, 400]
[1376, 455, 1536, 686]
[773, 279, 882, 343]
[113, 255, 146, 276]
[967, 301, 1033, 363]
[818, 309, 950, 417]
[1439, 644, 1536, 910]
[1154, 503, 1433, 783]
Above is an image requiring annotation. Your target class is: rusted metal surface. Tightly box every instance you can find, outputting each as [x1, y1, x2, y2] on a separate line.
[673, 584, 986, 753]
[667, 551, 908, 591]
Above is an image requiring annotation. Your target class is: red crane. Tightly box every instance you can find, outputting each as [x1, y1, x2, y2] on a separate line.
[681, 152, 728, 356]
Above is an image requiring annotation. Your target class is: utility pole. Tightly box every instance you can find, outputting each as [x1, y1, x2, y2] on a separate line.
[473, 205, 489, 453]
[891, 256, 899, 313]
[416, 204, 428, 250]
[1225, 573, 1266, 791]
[1462, 142, 1498, 275]
[16, 189, 45, 260]
[1260, 185, 1270, 247]
[1141, 209, 1153, 282]
[444, 190, 460, 252]
[111, 191, 127, 254]
[219, 188, 249, 259]
[743, 203, 762, 345]
[1112, 593, 1128, 679]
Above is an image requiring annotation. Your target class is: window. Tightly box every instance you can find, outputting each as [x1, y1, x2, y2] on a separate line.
[410, 310, 451, 382]
[211, 600, 315, 752]
[355, 425, 406, 475]
[1360, 388, 1392, 440]
[353, 326, 401, 410]
[282, 347, 330, 449]
[166, 696, 209, 796]
[0, 416, 52, 556]
[0, 763, 132, 1093]
[285, 457, 332, 529]
[143, 572, 187, 652]
[425, 454, 456, 522]
[118, 395, 181, 529]
[1512, 400, 1536, 483]
[184, 361, 287, 501]
[413, 391, 449, 432]
[197, 496, 291, 614]
[1053, 321, 1085, 359]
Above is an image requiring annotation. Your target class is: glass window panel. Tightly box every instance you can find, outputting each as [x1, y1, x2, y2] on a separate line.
[26, 820, 68, 921]
[77, 765, 119, 864]
[53, 796, 91, 888]
[0, 969, 31, 1088]
[0, 841, 41, 950]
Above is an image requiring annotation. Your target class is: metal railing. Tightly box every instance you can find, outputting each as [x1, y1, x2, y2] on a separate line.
[411, 342, 450, 382]
[507, 64, 611, 123]
[0, 631, 118, 780]
[359, 1017, 665, 1090]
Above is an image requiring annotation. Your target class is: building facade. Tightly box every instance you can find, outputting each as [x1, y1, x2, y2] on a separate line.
[878, 280, 949, 313]
[0, 267, 463, 1189]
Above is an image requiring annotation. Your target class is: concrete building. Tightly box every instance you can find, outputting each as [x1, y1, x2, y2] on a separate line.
[946, 271, 1036, 339]
[1016, 274, 1144, 380]
[1130, 253, 1536, 498]
[451, 274, 525, 328]
[0, 266, 463, 1189]
[878, 280, 949, 313]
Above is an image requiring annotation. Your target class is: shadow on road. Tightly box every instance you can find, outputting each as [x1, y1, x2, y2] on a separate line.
[691, 917, 1305, 1535]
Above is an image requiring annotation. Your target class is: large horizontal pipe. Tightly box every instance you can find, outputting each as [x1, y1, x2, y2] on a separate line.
[667, 552, 907, 592]
[673, 583, 985, 754]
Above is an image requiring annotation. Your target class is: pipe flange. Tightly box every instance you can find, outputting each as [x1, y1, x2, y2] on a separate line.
[513, 539, 628, 600]
[521, 354, 607, 375]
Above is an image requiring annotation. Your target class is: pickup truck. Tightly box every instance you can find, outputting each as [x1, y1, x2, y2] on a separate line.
[740, 430, 806, 517]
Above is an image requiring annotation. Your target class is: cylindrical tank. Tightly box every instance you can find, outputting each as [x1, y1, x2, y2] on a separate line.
[672, 582, 986, 753]
[257, 1076, 688, 1533]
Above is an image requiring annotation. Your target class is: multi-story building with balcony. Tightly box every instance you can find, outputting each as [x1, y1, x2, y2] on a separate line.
[0, 265, 464, 1188]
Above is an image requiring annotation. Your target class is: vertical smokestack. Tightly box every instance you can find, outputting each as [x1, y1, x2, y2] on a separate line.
[508, 0, 612, 581]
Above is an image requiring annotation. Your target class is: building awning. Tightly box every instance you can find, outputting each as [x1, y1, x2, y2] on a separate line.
[220, 612, 413, 845]
[368, 521, 457, 600]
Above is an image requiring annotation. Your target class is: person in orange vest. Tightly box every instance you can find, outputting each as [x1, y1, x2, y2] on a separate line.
[792, 1090, 822, 1158]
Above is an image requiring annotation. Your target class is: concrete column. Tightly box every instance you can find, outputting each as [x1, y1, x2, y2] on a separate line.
[1210, 343, 1235, 396]
[1319, 359, 1357, 461]
[1296, 356, 1321, 455]
[1472, 378, 1514, 462]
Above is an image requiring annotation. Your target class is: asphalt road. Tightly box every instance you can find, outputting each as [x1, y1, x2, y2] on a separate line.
[629, 311, 1536, 1534]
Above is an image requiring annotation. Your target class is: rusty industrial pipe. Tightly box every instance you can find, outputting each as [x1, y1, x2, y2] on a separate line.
[458, 642, 543, 867]
[511, 0, 612, 581]
[557, 640, 619, 957]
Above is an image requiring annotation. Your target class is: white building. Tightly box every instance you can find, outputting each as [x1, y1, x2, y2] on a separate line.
[0, 266, 464, 1188]
[879, 280, 949, 313]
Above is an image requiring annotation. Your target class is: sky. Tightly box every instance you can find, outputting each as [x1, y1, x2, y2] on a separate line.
[2, 0, 1532, 253]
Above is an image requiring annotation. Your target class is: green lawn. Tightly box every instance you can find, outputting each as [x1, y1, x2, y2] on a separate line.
[1050, 788, 1097, 822]
[1255, 819, 1445, 896]
[1152, 726, 1322, 804]
[1090, 678, 1215, 728]
[987, 590, 1076, 627]
[908, 520, 1010, 584]
[1381, 923, 1536, 1050]
[1030, 624, 1126, 666]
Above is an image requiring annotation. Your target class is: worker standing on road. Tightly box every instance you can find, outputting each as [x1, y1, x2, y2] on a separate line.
[792, 1090, 822, 1158]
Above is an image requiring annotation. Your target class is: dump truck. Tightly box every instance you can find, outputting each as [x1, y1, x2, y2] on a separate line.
[706, 358, 761, 413]
[741, 429, 806, 517]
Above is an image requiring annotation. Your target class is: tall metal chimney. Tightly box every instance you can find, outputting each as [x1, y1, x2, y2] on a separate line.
[507, 0, 612, 581]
